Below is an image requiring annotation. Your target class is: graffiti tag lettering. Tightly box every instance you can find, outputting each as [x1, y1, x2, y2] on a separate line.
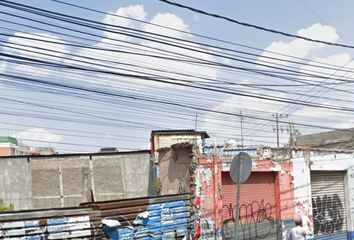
[312, 194, 344, 235]
[222, 200, 276, 239]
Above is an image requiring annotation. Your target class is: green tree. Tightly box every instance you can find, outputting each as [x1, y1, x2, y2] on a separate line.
[0, 197, 14, 212]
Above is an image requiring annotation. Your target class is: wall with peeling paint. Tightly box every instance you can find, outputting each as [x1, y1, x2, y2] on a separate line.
[159, 141, 354, 240]
[157, 138, 354, 239]
[292, 150, 313, 237]
[194, 156, 223, 239]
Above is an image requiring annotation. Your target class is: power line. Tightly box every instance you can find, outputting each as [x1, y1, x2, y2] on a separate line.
[3, 69, 354, 135]
[2, 7, 354, 93]
[1, 0, 354, 148]
[2, 2, 354, 77]
[4, 53, 354, 113]
[0, 124, 148, 142]
[15, 137, 142, 151]
[157, 0, 354, 50]
[49, 0, 354, 72]
[2, 0, 352, 89]
[2, 45, 354, 133]
[3, 37, 354, 106]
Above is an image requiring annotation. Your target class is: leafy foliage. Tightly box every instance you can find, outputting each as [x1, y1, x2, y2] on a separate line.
[0, 197, 14, 212]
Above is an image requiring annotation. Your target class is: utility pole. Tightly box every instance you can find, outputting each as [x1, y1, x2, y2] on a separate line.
[275, 113, 279, 147]
[194, 113, 198, 130]
[289, 122, 293, 147]
[240, 111, 244, 149]
[272, 113, 288, 147]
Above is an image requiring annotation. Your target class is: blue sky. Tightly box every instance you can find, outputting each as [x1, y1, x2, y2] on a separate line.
[0, 0, 354, 152]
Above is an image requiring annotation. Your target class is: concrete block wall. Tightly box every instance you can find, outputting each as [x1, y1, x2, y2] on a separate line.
[0, 151, 151, 210]
[0, 157, 32, 210]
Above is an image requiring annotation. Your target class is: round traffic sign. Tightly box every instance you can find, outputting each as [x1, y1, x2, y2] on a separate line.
[230, 152, 252, 183]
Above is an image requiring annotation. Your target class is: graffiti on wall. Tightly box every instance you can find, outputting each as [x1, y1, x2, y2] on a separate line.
[312, 194, 344, 235]
[222, 200, 276, 240]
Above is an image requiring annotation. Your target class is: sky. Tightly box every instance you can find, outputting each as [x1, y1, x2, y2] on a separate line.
[0, 0, 354, 153]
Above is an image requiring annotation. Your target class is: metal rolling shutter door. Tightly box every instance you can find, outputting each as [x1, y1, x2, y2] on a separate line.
[222, 172, 277, 240]
[311, 171, 347, 239]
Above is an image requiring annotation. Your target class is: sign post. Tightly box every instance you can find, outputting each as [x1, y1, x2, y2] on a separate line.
[229, 152, 252, 240]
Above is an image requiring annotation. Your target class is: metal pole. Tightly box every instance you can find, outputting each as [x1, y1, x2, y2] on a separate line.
[240, 111, 244, 149]
[275, 113, 279, 147]
[235, 159, 242, 240]
[288, 121, 293, 147]
[195, 113, 198, 130]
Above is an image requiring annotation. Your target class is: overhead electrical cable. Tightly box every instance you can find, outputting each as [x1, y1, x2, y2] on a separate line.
[2, 0, 354, 148]
[3, 70, 354, 134]
[4, 53, 354, 112]
[2, 3, 354, 77]
[157, 0, 354, 50]
[49, 0, 354, 72]
[3, 39, 354, 105]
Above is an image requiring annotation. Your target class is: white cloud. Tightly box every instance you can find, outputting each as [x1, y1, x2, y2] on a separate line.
[104, 5, 147, 26]
[297, 53, 354, 111]
[291, 53, 354, 130]
[300, 53, 354, 80]
[0, 61, 5, 73]
[144, 13, 189, 38]
[103, 5, 147, 41]
[258, 23, 339, 67]
[264, 51, 354, 136]
[69, 9, 218, 92]
[3, 32, 69, 78]
[0, 61, 5, 87]
[139, 13, 217, 87]
[290, 103, 354, 133]
[14, 128, 63, 143]
[4, 32, 68, 61]
[297, 23, 338, 41]
[1, 10, 216, 93]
